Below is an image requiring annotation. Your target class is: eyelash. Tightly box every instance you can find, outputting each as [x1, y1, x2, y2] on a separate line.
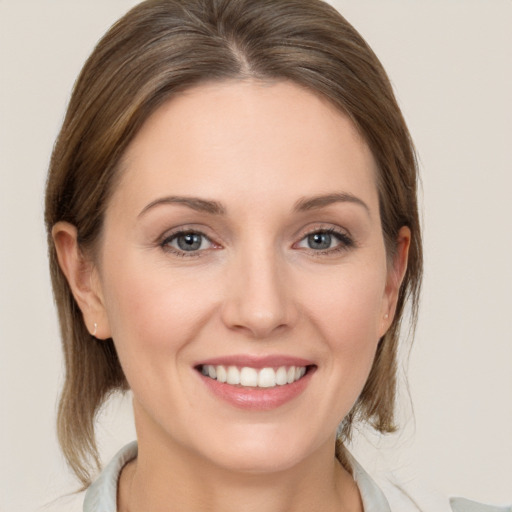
[295, 227, 354, 256]
[159, 227, 354, 257]
[160, 229, 216, 258]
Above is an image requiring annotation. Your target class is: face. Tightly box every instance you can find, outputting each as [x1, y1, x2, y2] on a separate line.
[90, 80, 403, 473]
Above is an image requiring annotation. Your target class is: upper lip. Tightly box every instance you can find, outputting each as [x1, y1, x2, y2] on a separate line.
[194, 354, 315, 369]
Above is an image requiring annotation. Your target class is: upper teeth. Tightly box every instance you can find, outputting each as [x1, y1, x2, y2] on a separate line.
[201, 365, 307, 388]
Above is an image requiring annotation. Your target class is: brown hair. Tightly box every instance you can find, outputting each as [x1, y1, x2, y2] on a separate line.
[45, 0, 422, 486]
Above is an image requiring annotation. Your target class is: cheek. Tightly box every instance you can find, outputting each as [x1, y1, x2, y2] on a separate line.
[100, 257, 217, 373]
[302, 263, 387, 343]
[298, 261, 387, 396]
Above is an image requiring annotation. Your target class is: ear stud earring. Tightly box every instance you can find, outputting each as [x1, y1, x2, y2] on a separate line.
[384, 314, 389, 320]
[93, 322, 98, 336]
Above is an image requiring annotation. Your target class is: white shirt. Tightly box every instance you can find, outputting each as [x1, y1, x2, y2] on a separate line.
[82, 442, 510, 512]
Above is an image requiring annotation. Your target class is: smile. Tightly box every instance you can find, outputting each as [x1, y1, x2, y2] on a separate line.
[195, 356, 316, 410]
[200, 365, 307, 388]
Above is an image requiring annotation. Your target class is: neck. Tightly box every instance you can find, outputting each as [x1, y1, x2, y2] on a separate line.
[118, 430, 362, 512]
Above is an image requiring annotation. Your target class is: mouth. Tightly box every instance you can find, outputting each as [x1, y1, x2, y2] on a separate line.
[197, 364, 312, 388]
[194, 356, 316, 410]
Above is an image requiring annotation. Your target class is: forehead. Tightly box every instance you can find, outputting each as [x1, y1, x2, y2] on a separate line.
[111, 80, 379, 217]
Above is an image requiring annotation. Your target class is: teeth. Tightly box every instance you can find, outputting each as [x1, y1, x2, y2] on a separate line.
[216, 365, 227, 383]
[240, 367, 258, 386]
[201, 365, 308, 388]
[276, 366, 288, 385]
[227, 366, 240, 385]
[258, 367, 276, 388]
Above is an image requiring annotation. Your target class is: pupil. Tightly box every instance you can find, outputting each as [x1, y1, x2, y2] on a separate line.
[309, 232, 331, 250]
[178, 233, 201, 251]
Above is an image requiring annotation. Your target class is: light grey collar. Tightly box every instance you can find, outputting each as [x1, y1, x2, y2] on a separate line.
[83, 441, 138, 512]
[347, 452, 392, 512]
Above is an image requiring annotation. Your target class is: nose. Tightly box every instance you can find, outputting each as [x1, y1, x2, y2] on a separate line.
[220, 243, 298, 339]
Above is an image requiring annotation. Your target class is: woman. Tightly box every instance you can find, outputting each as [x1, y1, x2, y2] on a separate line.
[44, 1, 507, 511]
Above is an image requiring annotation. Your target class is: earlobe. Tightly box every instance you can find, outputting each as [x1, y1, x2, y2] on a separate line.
[380, 226, 411, 334]
[52, 222, 111, 339]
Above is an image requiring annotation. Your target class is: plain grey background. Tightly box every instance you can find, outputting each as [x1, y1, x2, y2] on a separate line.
[0, 1, 511, 510]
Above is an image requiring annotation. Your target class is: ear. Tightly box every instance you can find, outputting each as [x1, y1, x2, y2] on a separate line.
[379, 226, 411, 336]
[52, 221, 111, 339]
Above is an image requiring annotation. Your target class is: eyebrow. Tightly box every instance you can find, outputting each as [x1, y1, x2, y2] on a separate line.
[294, 192, 370, 215]
[138, 196, 226, 218]
[138, 192, 369, 218]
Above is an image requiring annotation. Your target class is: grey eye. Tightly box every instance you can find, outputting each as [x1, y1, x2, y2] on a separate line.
[163, 232, 212, 253]
[296, 229, 353, 253]
[307, 232, 333, 250]
[176, 233, 204, 251]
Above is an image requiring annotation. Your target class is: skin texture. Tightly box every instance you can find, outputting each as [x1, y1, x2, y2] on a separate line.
[53, 80, 410, 512]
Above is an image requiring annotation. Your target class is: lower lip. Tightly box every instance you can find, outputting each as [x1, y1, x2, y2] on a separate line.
[198, 369, 315, 411]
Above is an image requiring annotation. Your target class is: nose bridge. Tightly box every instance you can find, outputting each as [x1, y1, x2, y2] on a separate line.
[222, 236, 295, 338]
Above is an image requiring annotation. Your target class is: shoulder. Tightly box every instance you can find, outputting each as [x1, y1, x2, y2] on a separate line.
[348, 453, 510, 512]
[450, 497, 512, 512]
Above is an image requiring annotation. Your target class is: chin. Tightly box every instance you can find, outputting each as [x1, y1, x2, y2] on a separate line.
[205, 446, 308, 475]
[192, 423, 331, 475]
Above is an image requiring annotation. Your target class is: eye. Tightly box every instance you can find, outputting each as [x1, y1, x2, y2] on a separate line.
[296, 229, 353, 253]
[305, 232, 335, 250]
[162, 231, 214, 254]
